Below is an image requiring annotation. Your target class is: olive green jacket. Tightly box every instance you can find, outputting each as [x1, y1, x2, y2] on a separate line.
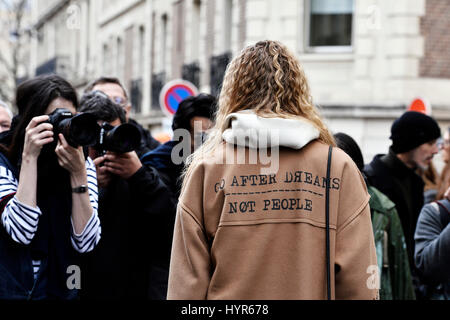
[368, 186, 416, 300]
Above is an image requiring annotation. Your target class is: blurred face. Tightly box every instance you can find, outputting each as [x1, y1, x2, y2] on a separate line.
[39, 98, 76, 152]
[409, 140, 439, 170]
[0, 108, 12, 133]
[92, 83, 131, 121]
[45, 97, 76, 115]
[440, 131, 450, 163]
[189, 116, 213, 151]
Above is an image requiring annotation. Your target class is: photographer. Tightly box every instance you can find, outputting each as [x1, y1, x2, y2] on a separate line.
[84, 77, 160, 156]
[79, 92, 177, 300]
[0, 75, 101, 300]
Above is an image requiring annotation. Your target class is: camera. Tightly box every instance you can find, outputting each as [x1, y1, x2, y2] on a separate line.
[47, 108, 100, 148]
[95, 122, 141, 154]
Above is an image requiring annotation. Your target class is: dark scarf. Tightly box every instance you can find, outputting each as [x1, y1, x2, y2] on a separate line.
[28, 144, 80, 298]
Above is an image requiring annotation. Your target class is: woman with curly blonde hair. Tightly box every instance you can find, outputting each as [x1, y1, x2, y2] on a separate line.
[167, 41, 378, 300]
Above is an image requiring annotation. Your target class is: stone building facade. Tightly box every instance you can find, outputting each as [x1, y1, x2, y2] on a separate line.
[28, 0, 450, 162]
[0, 1, 31, 108]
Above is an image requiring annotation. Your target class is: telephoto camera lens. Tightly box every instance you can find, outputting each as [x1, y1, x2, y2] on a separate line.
[48, 108, 100, 148]
[101, 123, 141, 153]
[62, 113, 100, 147]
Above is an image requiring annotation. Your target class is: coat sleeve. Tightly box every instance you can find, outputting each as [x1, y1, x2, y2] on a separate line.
[388, 206, 416, 300]
[414, 203, 450, 283]
[335, 204, 379, 300]
[0, 164, 41, 246]
[167, 203, 211, 300]
[127, 165, 177, 221]
[167, 162, 212, 300]
[334, 156, 379, 300]
[127, 165, 178, 261]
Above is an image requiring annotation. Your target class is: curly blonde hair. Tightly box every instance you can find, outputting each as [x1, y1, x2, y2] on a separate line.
[182, 40, 335, 187]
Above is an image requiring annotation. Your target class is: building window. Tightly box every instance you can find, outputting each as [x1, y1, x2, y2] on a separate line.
[151, 71, 166, 110]
[130, 78, 143, 114]
[172, 0, 186, 79]
[116, 37, 123, 79]
[191, 0, 201, 62]
[138, 26, 145, 77]
[210, 52, 231, 98]
[223, 0, 232, 53]
[103, 43, 110, 75]
[161, 13, 168, 72]
[305, 0, 354, 53]
[182, 61, 200, 88]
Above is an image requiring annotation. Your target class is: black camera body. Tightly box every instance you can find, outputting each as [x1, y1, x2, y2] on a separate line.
[47, 108, 100, 148]
[95, 122, 141, 155]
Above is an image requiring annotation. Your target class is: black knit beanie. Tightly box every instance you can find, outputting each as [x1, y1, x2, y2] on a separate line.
[390, 111, 441, 154]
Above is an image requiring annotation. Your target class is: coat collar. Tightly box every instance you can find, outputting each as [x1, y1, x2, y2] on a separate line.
[380, 147, 419, 179]
[222, 111, 320, 150]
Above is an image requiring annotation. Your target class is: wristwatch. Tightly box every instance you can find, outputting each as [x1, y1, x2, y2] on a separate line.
[72, 185, 88, 193]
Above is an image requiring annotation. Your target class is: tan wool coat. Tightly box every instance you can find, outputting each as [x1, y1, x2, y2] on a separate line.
[168, 112, 378, 300]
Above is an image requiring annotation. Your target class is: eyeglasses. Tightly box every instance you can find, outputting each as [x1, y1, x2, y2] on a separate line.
[91, 90, 109, 100]
[112, 96, 128, 107]
[437, 138, 450, 149]
[91, 90, 128, 108]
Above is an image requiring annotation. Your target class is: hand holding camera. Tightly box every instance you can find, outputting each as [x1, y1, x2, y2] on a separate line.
[46, 108, 99, 148]
[23, 115, 54, 159]
[103, 151, 142, 180]
[55, 133, 86, 176]
[93, 155, 113, 188]
[92, 122, 142, 180]
[23, 110, 90, 175]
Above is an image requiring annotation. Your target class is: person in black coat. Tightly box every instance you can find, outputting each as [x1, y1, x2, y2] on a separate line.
[79, 92, 176, 300]
[141, 94, 216, 199]
[364, 111, 441, 298]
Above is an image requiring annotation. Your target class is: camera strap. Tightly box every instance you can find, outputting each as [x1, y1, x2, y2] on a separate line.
[325, 145, 333, 300]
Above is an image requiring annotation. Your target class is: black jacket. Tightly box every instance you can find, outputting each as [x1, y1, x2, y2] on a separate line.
[414, 200, 450, 299]
[364, 148, 425, 272]
[80, 162, 177, 300]
[141, 141, 184, 199]
[128, 119, 160, 157]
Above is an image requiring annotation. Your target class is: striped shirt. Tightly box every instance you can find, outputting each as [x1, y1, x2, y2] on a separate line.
[0, 158, 101, 279]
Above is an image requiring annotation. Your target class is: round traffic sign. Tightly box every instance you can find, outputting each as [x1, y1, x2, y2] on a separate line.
[159, 79, 199, 117]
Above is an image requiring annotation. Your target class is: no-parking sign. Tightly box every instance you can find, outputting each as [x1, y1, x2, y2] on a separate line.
[159, 79, 199, 117]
